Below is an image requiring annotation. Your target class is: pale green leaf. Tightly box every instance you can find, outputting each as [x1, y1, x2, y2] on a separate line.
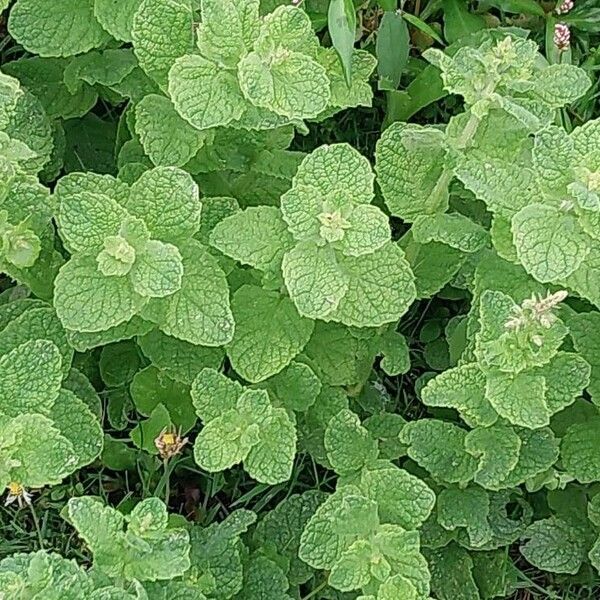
[49, 389, 103, 469]
[485, 371, 549, 429]
[135, 94, 209, 167]
[138, 329, 223, 385]
[210, 206, 294, 272]
[437, 486, 493, 547]
[282, 242, 348, 320]
[399, 419, 477, 484]
[56, 191, 128, 255]
[54, 254, 146, 333]
[561, 418, 600, 483]
[512, 204, 590, 282]
[132, 0, 194, 88]
[376, 122, 448, 221]
[412, 213, 488, 253]
[465, 424, 521, 490]
[227, 285, 314, 383]
[197, 0, 260, 68]
[129, 240, 183, 298]
[0, 339, 62, 417]
[126, 167, 201, 243]
[169, 55, 246, 130]
[141, 241, 234, 346]
[245, 408, 297, 484]
[324, 409, 378, 475]
[94, 0, 143, 42]
[421, 363, 497, 428]
[8, 0, 110, 58]
[191, 367, 243, 423]
[521, 517, 587, 574]
[327, 242, 416, 328]
[8, 413, 77, 487]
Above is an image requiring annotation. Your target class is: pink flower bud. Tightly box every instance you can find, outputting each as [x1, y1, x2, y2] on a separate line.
[556, 0, 574, 15]
[554, 23, 571, 51]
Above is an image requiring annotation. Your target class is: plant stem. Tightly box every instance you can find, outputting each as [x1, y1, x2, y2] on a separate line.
[301, 578, 328, 600]
[29, 503, 44, 550]
[153, 458, 176, 504]
[427, 110, 481, 211]
[163, 459, 170, 506]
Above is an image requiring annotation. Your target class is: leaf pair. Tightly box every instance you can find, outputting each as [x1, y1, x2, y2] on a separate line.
[191, 369, 297, 484]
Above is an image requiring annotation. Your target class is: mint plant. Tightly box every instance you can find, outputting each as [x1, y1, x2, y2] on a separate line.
[1, 0, 600, 598]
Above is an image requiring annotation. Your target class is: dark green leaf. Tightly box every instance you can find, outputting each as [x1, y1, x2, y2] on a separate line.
[377, 11, 410, 91]
[328, 0, 357, 85]
[443, 0, 486, 43]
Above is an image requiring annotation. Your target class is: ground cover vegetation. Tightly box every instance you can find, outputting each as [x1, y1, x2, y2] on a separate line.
[0, 0, 600, 598]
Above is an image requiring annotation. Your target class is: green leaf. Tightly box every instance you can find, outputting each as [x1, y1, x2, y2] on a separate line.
[191, 368, 243, 423]
[132, 0, 194, 88]
[197, 0, 260, 68]
[236, 555, 293, 600]
[424, 544, 479, 600]
[465, 424, 521, 490]
[8, 414, 77, 487]
[0, 339, 62, 417]
[3, 57, 97, 120]
[299, 486, 379, 571]
[282, 241, 348, 320]
[521, 517, 587, 575]
[131, 366, 196, 432]
[437, 486, 493, 547]
[169, 55, 246, 130]
[253, 491, 326, 585]
[187, 510, 255, 599]
[376, 123, 448, 221]
[512, 204, 591, 283]
[0, 305, 73, 378]
[561, 418, 600, 483]
[376, 11, 409, 91]
[141, 241, 234, 346]
[325, 409, 378, 475]
[485, 370, 550, 429]
[54, 254, 146, 333]
[245, 407, 297, 484]
[238, 50, 330, 120]
[399, 419, 477, 484]
[93, 0, 143, 42]
[320, 47, 377, 111]
[49, 389, 103, 469]
[569, 312, 600, 404]
[500, 427, 559, 488]
[67, 496, 191, 581]
[131, 403, 172, 453]
[442, 0, 486, 43]
[411, 213, 488, 253]
[327, 242, 416, 328]
[359, 462, 435, 529]
[138, 329, 223, 385]
[227, 285, 314, 383]
[126, 167, 202, 243]
[421, 363, 497, 428]
[8, 0, 110, 58]
[328, 0, 356, 85]
[135, 94, 210, 167]
[263, 361, 321, 412]
[56, 190, 128, 255]
[193, 392, 261, 474]
[210, 206, 294, 272]
[129, 240, 183, 298]
[293, 143, 374, 204]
